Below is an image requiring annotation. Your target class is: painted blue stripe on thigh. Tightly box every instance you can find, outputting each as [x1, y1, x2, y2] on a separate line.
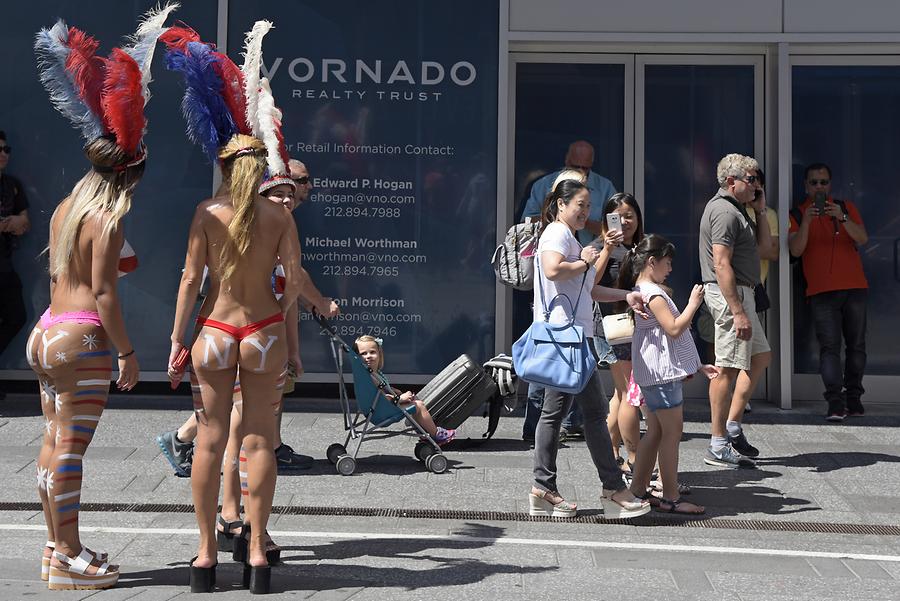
[57, 502, 81, 513]
[69, 425, 96, 434]
[74, 390, 105, 396]
[78, 350, 111, 358]
[57, 465, 83, 473]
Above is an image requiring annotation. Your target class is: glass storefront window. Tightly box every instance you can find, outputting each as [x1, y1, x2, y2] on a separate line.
[792, 65, 900, 376]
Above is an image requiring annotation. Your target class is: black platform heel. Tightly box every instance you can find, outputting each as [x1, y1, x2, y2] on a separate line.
[216, 516, 244, 552]
[232, 523, 280, 565]
[189, 556, 216, 593]
[242, 561, 272, 594]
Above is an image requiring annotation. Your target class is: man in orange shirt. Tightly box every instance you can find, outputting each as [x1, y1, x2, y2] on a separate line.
[789, 163, 868, 422]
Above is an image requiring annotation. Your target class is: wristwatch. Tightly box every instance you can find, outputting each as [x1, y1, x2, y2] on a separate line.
[840, 213, 849, 223]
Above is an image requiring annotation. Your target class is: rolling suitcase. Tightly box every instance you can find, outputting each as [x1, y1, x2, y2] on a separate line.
[419, 354, 499, 430]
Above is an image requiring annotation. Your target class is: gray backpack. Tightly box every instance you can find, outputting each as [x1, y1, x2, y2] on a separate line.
[491, 222, 541, 290]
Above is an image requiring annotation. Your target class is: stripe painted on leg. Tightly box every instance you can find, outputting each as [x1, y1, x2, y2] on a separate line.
[76, 379, 109, 386]
[55, 476, 83, 483]
[57, 502, 80, 513]
[58, 517, 78, 527]
[1, 524, 897, 563]
[71, 415, 101, 422]
[56, 465, 83, 473]
[53, 490, 81, 502]
[57, 454, 83, 460]
[77, 350, 111, 358]
[69, 425, 96, 434]
[59, 438, 89, 445]
[74, 390, 105, 396]
[73, 399, 106, 406]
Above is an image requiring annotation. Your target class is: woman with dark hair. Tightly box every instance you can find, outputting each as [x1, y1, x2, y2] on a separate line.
[594, 193, 645, 472]
[617, 234, 717, 513]
[528, 179, 651, 519]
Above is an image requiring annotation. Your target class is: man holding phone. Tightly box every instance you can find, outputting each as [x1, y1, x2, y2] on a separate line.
[789, 163, 869, 422]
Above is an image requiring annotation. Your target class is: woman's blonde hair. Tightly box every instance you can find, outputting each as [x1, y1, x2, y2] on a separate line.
[217, 134, 267, 282]
[353, 335, 384, 371]
[551, 169, 587, 190]
[49, 136, 145, 279]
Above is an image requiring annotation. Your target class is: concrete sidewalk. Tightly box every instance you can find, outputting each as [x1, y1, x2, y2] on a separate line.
[0, 392, 899, 600]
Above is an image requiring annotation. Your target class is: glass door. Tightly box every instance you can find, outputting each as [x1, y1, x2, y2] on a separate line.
[636, 56, 766, 400]
[790, 58, 900, 403]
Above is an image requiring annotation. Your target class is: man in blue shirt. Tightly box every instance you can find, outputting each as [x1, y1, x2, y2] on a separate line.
[522, 140, 617, 246]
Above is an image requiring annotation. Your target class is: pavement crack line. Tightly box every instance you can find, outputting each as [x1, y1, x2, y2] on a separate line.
[0, 524, 898, 564]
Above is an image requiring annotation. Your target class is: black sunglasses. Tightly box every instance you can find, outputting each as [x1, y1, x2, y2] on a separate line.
[292, 176, 309, 185]
[733, 175, 758, 184]
[0, 145, 11, 154]
[807, 179, 830, 186]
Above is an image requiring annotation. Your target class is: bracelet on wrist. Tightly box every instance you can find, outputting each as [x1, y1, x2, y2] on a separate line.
[118, 349, 135, 359]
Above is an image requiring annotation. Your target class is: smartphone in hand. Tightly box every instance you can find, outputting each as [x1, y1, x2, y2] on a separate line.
[813, 191, 827, 214]
[606, 212, 622, 232]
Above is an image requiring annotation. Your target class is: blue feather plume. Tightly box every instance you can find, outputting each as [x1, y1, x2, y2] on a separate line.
[165, 41, 238, 162]
[34, 20, 105, 142]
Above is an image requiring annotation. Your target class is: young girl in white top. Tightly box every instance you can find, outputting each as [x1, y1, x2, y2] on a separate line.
[618, 234, 718, 514]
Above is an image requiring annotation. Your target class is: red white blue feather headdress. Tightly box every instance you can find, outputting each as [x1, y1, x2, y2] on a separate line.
[162, 19, 291, 189]
[34, 2, 179, 169]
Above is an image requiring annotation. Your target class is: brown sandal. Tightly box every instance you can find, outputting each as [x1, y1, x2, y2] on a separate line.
[657, 497, 704, 515]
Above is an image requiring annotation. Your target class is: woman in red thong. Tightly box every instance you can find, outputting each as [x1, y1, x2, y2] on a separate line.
[26, 134, 144, 590]
[168, 134, 302, 576]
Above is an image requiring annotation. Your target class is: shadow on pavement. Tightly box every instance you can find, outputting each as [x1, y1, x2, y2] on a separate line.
[757, 451, 900, 473]
[121, 523, 555, 593]
[670, 468, 818, 520]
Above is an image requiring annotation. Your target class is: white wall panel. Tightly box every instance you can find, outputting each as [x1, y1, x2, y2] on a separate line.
[509, 0, 783, 33]
[784, 0, 900, 33]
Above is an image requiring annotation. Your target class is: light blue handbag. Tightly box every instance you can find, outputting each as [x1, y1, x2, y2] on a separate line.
[512, 255, 597, 394]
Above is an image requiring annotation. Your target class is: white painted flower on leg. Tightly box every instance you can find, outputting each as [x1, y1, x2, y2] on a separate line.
[37, 466, 48, 490]
[82, 334, 99, 350]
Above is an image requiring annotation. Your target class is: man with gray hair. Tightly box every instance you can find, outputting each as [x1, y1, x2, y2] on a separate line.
[698, 153, 773, 469]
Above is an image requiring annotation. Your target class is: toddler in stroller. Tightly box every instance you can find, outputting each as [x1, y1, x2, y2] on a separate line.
[354, 335, 456, 445]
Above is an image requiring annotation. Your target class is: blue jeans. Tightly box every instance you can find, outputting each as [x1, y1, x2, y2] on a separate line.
[809, 288, 867, 412]
[523, 384, 584, 438]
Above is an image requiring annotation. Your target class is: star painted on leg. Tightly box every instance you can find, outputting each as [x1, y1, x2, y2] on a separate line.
[54, 394, 63, 414]
[46, 471, 55, 491]
[37, 466, 47, 490]
[55, 351, 67, 363]
[55, 427, 61, 446]
[44, 420, 53, 435]
[82, 334, 98, 350]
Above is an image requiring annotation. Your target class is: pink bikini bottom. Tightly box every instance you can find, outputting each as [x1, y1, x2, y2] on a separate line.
[40, 308, 103, 330]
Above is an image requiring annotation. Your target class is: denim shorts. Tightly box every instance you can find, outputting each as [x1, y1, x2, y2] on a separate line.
[612, 342, 632, 361]
[640, 380, 684, 412]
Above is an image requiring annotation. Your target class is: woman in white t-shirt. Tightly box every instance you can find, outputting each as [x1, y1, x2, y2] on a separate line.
[529, 179, 651, 520]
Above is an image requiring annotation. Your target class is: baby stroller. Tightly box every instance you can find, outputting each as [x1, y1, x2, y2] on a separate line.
[316, 316, 449, 476]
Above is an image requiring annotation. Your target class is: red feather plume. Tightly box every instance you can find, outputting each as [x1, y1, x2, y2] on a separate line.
[102, 48, 145, 154]
[211, 51, 251, 134]
[158, 24, 200, 53]
[64, 27, 107, 130]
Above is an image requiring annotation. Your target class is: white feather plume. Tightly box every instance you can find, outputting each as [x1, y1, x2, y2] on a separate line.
[123, 1, 180, 106]
[256, 78, 286, 176]
[241, 20, 273, 138]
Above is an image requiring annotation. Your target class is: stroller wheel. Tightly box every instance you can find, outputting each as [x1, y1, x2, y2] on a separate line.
[414, 441, 433, 462]
[335, 455, 356, 476]
[326, 443, 346, 464]
[425, 453, 448, 474]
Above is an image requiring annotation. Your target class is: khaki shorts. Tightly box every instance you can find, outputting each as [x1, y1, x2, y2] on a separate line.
[703, 283, 770, 371]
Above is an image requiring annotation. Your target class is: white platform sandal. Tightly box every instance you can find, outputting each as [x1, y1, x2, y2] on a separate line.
[48, 548, 118, 590]
[42, 542, 109, 582]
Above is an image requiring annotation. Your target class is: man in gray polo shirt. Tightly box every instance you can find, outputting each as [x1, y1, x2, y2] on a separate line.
[698, 153, 773, 469]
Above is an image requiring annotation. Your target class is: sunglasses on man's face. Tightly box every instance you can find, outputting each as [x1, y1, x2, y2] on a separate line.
[0, 145, 11, 154]
[807, 179, 830, 186]
[293, 176, 310, 185]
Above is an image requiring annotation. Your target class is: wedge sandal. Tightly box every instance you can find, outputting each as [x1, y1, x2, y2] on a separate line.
[48, 548, 118, 590]
[42, 541, 108, 582]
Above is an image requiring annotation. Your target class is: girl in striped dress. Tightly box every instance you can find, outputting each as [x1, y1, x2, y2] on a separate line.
[618, 234, 718, 514]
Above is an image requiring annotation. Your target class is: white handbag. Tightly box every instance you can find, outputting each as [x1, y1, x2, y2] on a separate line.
[601, 312, 634, 346]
